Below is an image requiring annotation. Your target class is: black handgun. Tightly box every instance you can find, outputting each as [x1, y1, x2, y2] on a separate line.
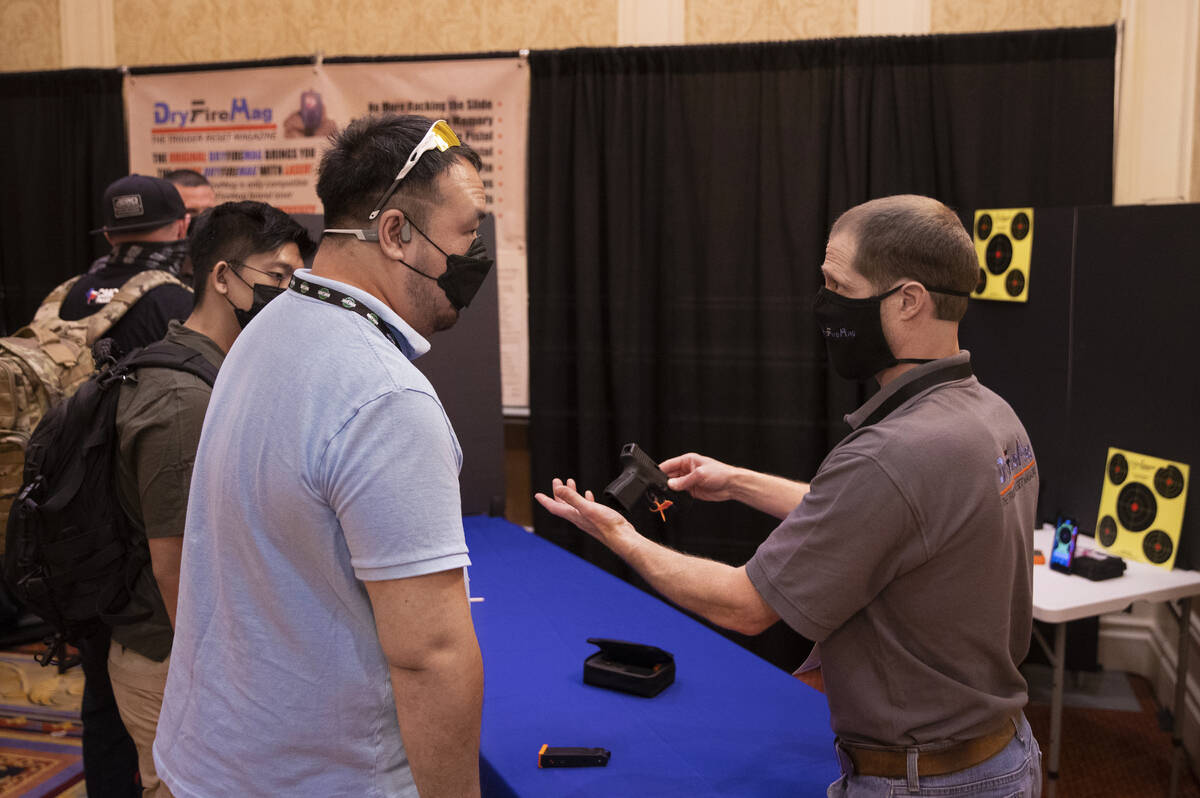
[603, 443, 673, 519]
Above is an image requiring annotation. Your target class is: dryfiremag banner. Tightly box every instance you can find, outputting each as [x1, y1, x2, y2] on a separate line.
[125, 58, 531, 407]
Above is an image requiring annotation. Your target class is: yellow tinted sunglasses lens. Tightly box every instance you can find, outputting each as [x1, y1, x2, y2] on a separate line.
[429, 120, 461, 150]
[365, 119, 464, 221]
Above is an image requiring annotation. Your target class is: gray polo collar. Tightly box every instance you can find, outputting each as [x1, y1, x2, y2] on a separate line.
[844, 351, 974, 430]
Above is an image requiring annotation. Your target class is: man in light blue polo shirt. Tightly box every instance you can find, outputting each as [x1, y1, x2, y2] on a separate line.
[154, 115, 493, 798]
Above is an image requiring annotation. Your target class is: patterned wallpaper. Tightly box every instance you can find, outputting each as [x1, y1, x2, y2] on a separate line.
[1194, 55, 1200, 201]
[112, 0, 617, 66]
[931, 0, 1121, 33]
[0, 0, 61, 71]
[0, 0, 1129, 72]
[687, 0, 856, 43]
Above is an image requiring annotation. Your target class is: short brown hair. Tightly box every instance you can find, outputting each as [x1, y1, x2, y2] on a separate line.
[830, 195, 977, 321]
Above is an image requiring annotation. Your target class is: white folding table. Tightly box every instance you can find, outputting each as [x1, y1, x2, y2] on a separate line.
[1032, 525, 1200, 797]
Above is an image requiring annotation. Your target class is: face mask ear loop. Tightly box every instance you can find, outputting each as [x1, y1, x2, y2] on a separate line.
[395, 257, 437, 282]
[218, 259, 254, 290]
[874, 283, 906, 302]
[402, 215, 451, 259]
[217, 261, 248, 307]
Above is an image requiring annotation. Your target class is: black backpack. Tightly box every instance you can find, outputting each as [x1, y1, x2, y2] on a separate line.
[3, 339, 218, 667]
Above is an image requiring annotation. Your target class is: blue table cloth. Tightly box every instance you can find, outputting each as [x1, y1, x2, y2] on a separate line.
[465, 515, 838, 797]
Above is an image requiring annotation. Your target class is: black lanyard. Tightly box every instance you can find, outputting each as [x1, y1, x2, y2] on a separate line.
[289, 276, 402, 351]
[857, 362, 974, 428]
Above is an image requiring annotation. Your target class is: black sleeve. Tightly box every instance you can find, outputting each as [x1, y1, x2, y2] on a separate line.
[105, 285, 194, 355]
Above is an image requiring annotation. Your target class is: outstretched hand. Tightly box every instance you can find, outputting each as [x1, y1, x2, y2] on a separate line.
[534, 478, 631, 547]
[659, 452, 739, 502]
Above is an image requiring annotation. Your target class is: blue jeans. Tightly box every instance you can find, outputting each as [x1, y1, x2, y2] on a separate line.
[827, 714, 1042, 797]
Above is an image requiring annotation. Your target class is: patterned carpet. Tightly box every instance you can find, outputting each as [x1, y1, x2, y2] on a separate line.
[1027, 672, 1200, 797]
[0, 651, 84, 798]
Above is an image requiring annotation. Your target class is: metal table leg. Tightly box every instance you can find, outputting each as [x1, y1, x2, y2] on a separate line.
[1049, 623, 1066, 797]
[1169, 597, 1192, 798]
[1032, 622, 1066, 798]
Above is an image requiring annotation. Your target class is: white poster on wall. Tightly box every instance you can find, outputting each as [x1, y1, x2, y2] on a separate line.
[125, 57, 530, 408]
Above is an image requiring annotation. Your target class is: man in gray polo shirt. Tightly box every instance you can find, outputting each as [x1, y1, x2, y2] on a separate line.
[538, 195, 1042, 796]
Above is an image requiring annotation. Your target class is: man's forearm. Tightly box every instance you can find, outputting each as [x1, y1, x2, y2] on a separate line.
[730, 469, 810, 519]
[148, 536, 184, 629]
[608, 526, 778, 636]
[154, 573, 180, 629]
[390, 639, 483, 798]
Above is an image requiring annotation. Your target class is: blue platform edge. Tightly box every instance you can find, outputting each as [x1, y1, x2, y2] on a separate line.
[465, 515, 837, 797]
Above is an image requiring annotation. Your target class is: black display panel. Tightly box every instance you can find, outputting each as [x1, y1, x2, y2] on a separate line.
[964, 203, 1199, 568]
[959, 206, 1076, 526]
[1064, 204, 1199, 567]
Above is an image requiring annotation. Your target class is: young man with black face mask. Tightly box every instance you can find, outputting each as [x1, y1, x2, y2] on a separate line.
[108, 201, 311, 798]
[538, 195, 1043, 797]
[61, 175, 195, 358]
[154, 115, 490, 798]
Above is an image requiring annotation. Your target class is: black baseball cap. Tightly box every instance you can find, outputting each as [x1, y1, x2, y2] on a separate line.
[91, 174, 187, 234]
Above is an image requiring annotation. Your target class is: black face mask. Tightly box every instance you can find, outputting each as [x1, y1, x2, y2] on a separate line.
[227, 269, 286, 329]
[399, 221, 494, 310]
[812, 283, 969, 381]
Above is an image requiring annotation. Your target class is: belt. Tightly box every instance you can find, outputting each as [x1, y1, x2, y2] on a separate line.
[840, 718, 1016, 779]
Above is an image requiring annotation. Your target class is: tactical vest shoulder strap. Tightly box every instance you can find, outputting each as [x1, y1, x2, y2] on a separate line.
[30, 276, 84, 328]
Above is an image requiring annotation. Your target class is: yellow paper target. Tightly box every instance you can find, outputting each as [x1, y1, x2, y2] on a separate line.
[972, 208, 1033, 303]
[1096, 447, 1190, 570]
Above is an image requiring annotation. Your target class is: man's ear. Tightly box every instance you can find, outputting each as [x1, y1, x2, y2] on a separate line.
[210, 261, 233, 296]
[376, 209, 411, 260]
[898, 282, 928, 320]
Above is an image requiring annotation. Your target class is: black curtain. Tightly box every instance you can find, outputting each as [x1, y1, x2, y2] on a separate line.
[0, 69, 128, 335]
[528, 27, 1115, 669]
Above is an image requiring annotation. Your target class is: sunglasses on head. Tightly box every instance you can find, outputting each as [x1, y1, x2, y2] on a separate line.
[365, 119, 462, 222]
